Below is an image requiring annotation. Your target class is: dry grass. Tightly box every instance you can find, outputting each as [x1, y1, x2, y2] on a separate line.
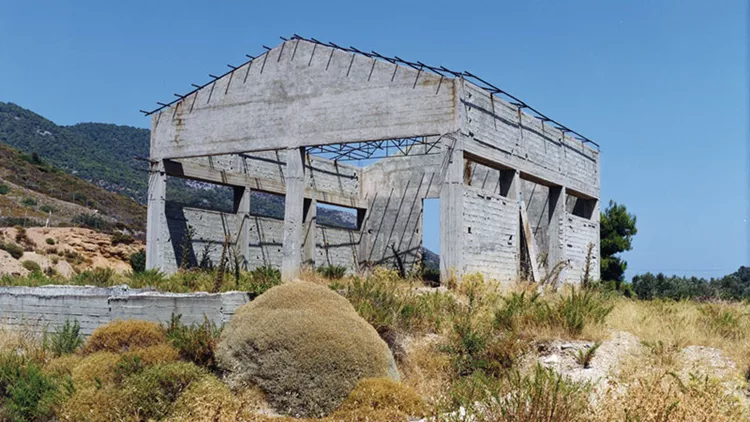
[217, 281, 399, 418]
[165, 375, 242, 421]
[605, 298, 750, 375]
[83, 319, 167, 354]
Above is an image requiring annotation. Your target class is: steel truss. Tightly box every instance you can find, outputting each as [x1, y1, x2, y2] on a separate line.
[305, 137, 441, 162]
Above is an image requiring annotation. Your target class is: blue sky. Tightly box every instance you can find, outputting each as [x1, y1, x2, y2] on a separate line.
[1, 0, 747, 279]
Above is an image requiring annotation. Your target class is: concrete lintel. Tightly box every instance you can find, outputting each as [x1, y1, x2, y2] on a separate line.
[164, 159, 364, 209]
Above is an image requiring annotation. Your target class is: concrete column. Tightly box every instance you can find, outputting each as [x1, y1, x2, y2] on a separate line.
[439, 137, 464, 283]
[233, 186, 251, 269]
[301, 198, 317, 269]
[281, 147, 305, 281]
[146, 160, 167, 270]
[548, 186, 567, 282]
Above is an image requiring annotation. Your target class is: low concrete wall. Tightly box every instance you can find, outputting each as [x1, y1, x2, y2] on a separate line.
[0, 285, 251, 336]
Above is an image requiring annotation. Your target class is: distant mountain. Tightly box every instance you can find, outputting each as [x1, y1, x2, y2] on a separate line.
[0, 102, 358, 229]
[0, 142, 146, 228]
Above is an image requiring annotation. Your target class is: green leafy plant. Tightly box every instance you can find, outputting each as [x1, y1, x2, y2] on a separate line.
[45, 238, 55, 245]
[165, 314, 222, 370]
[71, 267, 115, 287]
[0, 183, 9, 195]
[0, 353, 66, 422]
[39, 204, 57, 213]
[555, 287, 613, 336]
[573, 342, 601, 369]
[247, 265, 281, 296]
[129, 249, 146, 273]
[21, 197, 37, 207]
[318, 264, 347, 280]
[47, 319, 84, 356]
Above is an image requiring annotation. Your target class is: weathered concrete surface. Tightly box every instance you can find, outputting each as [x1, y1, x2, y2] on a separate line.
[147, 39, 601, 285]
[0, 285, 250, 336]
[150, 39, 457, 160]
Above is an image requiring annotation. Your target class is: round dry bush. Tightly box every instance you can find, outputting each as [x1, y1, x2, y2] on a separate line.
[44, 354, 83, 378]
[83, 319, 167, 354]
[334, 377, 424, 416]
[217, 281, 400, 418]
[70, 351, 122, 389]
[122, 343, 180, 366]
[165, 375, 241, 422]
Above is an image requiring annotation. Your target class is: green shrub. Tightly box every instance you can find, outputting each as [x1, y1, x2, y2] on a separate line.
[0, 353, 65, 422]
[39, 204, 57, 213]
[494, 291, 551, 333]
[129, 249, 147, 273]
[0, 183, 9, 195]
[21, 197, 37, 207]
[111, 232, 134, 246]
[72, 212, 108, 231]
[0, 241, 24, 259]
[71, 267, 115, 287]
[698, 304, 745, 340]
[47, 320, 84, 357]
[21, 260, 41, 274]
[45, 238, 55, 245]
[247, 265, 281, 296]
[166, 314, 222, 370]
[319, 264, 347, 280]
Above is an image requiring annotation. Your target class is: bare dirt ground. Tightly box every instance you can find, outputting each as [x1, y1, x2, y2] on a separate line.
[0, 227, 143, 276]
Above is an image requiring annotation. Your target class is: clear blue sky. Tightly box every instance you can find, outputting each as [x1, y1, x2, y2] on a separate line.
[1, 0, 747, 279]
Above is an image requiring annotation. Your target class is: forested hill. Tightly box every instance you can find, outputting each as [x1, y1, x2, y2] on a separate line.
[0, 102, 150, 202]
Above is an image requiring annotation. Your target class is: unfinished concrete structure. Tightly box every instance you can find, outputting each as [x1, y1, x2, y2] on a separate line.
[144, 35, 601, 284]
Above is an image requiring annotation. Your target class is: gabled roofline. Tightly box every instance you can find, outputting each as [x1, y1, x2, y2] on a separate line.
[141, 34, 599, 149]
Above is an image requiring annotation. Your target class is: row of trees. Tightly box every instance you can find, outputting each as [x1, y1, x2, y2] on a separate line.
[598, 200, 748, 301]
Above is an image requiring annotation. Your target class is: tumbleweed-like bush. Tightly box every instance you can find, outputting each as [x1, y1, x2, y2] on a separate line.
[217, 281, 400, 418]
[83, 319, 167, 354]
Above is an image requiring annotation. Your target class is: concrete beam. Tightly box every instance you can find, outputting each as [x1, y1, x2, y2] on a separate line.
[146, 160, 167, 270]
[164, 159, 363, 209]
[281, 147, 305, 281]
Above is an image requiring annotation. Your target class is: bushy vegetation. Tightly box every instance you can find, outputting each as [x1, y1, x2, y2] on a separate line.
[0, 183, 9, 195]
[630, 266, 750, 301]
[0, 241, 24, 259]
[318, 264, 347, 280]
[129, 249, 146, 273]
[21, 260, 41, 274]
[72, 212, 110, 231]
[45, 320, 84, 357]
[166, 314, 222, 370]
[83, 320, 166, 354]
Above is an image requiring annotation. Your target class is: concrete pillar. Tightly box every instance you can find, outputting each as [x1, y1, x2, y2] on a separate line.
[439, 137, 464, 283]
[548, 186, 567, 282]
[146, 160, 167, 270]
[281, 147, 305, 281]
[301, 197, 317, 269]
[233, 186, 251, 269]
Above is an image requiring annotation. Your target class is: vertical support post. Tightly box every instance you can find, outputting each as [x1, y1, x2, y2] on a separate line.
[302, 197, 317, 269]
[548, 186, 567, 283]
[146, 160, 167, 271]
[281, 147, 305, 281]
[233, 186, 251, 269]
[440, 137, 464, 283]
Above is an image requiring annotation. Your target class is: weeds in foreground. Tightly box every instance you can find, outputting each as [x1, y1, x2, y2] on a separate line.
[573, 342, 601, 369]
[45, 319, 84, 357]
[166, 314, 222, 370]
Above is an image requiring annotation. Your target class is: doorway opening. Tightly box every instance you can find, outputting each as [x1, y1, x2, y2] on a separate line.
[421, 198, 440, 286]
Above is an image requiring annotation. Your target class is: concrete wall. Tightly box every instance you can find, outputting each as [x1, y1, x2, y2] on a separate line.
[150, 39, 456, 159]
[462, 186, 519, 283]
[0, 285, 250, 336]
[361, 152, 443, 271]
[565, 211, 601, 282]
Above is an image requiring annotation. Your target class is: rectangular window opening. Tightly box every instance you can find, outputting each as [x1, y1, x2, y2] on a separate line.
[166, 178, 235, 213]
[566, 195, 596, 219]
[316, 202, 360, 230]
[250, 191, 285, 220]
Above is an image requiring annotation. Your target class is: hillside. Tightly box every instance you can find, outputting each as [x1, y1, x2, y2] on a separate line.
[0, 142, 146, 229]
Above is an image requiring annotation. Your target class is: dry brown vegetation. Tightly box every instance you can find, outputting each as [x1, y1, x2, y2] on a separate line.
[0, 270, 749, 421]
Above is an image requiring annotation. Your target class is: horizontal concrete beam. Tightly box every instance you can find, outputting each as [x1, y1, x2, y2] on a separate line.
[164, 159, 364, 209]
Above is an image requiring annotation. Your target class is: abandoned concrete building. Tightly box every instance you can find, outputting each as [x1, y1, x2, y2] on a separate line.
[144, 35, 601, 285]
